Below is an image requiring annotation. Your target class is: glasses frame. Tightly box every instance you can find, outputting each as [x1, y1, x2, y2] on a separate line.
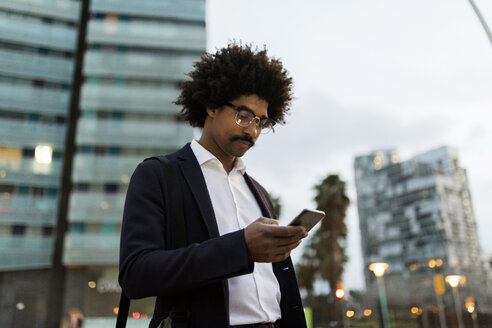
[226, 102, 275, 134]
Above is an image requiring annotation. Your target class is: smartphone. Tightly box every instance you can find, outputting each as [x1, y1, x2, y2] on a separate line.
[288, 209, 325, 232]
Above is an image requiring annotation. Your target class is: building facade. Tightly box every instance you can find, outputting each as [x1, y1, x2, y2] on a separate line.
[0, 0, 205, 327]
[354, 146, 491, 311]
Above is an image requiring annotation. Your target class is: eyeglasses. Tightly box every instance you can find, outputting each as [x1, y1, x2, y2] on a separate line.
[226, 102, 275, 134]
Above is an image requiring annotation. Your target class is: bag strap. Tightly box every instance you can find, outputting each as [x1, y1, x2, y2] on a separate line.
[116, 156, 188, 328]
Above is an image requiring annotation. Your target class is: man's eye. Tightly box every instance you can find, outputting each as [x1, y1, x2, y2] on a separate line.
[238, 113, 251, 121]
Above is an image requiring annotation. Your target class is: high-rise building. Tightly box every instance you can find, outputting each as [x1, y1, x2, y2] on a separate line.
[0, 0, 205, 326]
[354, 146, 491, 309]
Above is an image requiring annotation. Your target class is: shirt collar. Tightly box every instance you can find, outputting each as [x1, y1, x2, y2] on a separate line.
[190, 139, 246, 174]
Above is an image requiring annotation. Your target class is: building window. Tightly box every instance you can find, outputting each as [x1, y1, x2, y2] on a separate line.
[12, 224, 26, 236]
[71, 223, 85, 234]
[42, 226, 53, 237]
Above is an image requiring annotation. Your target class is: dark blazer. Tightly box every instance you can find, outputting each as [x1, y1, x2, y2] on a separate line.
[119, 143, 306, 328]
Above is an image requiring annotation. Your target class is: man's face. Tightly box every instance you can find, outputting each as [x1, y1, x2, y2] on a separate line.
[205, 94, 269, 160]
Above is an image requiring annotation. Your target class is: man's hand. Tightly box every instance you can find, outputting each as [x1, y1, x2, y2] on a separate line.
[244, 217, 308, 263]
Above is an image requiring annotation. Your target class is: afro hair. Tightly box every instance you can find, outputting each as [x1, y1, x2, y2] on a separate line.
[175, 42, 293, 128]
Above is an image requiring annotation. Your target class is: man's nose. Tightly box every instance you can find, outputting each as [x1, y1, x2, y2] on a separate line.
[243, 120, 259, 138]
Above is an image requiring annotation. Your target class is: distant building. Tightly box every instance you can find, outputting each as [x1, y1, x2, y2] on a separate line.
[354, 146, 491, 310]
[0, 0, 205, 326]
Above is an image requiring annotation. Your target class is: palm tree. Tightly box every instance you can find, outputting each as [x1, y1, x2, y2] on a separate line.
[297, 174, 350, 324]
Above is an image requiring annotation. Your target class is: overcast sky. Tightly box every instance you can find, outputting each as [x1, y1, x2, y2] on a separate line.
[206, 0, 492, 291]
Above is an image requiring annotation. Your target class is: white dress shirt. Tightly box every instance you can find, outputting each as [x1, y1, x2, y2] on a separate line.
[190, 140, 282, 325]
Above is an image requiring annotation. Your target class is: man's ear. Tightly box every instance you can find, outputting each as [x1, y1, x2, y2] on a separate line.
[206, 107, 215, 118]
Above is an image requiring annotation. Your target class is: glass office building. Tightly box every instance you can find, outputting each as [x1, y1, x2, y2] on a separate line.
[354, 146, 491, 309]
[0, 0, 205, 326]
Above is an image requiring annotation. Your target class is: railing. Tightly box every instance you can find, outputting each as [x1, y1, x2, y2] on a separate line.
[0, 157, 62, 187]
[83, 50, 198, 81]
[0, 49, 74, 83]
[0, 83, 70, 115]
[0, 195, 57, 225]
[87, 20, 205, 52]
[0, 0, 80, 22]
[68, 192, 125, 223]
[0, 119, 66, 149]
[0, 14, 77, 51]
[90, 0, 204, 22]
[72, 154, 141, 182]
[79, 83, 181, 112]
[76, 119, 193, 148]
[63, 233, 119, 265]
[0, 236, 53, 270]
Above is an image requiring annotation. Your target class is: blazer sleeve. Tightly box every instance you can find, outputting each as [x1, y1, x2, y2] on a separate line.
[119, 159, 254, 299]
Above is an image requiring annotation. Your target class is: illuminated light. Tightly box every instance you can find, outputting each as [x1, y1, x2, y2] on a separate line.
[409, 263, 418, 271]
[34, 145, 53, 164]
[121, 174, 130, 184]
[88, 281, 97, 288]
[141, 314, 148, 319]
[435, 258, 443, 267]
[391, 151, 398, 164]
[417, 309, 423, 315]
[335, 288, 345, 299]
[0, 170, 6, 178]
[16, 302, 25, 310]
[428, 259, 436, 268]
[369, 262, 388, 277]
[346, 310, 355, 318]
[411, 307, 419, 314]
[132, 312, 140, 319]
[467, 305, 475, 313]
[114, 307, 119, 315]
[363, 309, 372, 317]
[445, 275, 464, 288]
[100, 201, 109, 210]
[104, 15, 118, 34]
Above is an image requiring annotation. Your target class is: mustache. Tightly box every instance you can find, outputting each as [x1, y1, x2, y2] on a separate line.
[230, 135, 255, 147]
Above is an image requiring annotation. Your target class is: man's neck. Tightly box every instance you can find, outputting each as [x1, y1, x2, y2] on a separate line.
[196, 138, 236, 174]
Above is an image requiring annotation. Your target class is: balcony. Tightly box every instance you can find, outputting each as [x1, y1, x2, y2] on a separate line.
[68, 192, 125, 223]
[0, 156, 62, 187]
[0, 119, 66, 149]
[0, 82, 70, 115]
[76, 119, 193, 148]
[83, 50, 198, 81]
[87, 20, 205, 52]
[90, 0, 205, 22]
[0, 195, 57, 225]
[0, 236, 53, 270]
[0, 0, 80, 22]
[72, 154, 141, 183]
[63, 233, 119, 265]
[80, 83, 181, 112]
[0, 14, 77, 51]
[0, 48, 74, 83]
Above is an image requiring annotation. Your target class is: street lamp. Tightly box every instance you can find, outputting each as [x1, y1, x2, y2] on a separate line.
[369, 262, 390, 328]
[428, 258, 447, 328]
[445, 275, 465, 328]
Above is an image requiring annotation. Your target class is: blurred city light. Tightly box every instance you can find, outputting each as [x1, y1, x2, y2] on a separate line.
[369, 262, 388, 277]
[445, 275, 464, 288]
[363, 309, 372, 317]
[113, 307, 119, 315]
[335, 288, 345, 299]
[16, 302, 25, 310]
[346, 310, 355, 318]
[132, 312, 140, 319]
[88, 281, 96, 289]
[34, 145, 52, 164]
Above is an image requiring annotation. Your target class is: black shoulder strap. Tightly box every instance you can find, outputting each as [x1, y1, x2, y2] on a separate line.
[117, 156, 188, 328]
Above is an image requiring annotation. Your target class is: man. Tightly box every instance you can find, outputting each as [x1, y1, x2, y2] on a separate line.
[119, 43, 308, 328]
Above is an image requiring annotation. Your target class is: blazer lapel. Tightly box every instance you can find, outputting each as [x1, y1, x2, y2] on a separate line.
[243, 173, 275, 219]
[176, 144, 220, 238]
